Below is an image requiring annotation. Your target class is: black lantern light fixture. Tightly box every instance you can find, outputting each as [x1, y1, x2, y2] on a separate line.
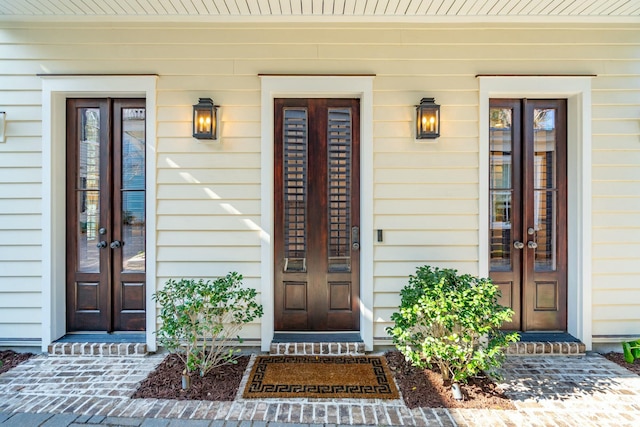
[192, 98, 219, 140]
[416, 97, 440, 139]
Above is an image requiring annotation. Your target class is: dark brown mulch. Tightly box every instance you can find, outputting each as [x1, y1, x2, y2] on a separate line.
[0, 350, 34, 375]
[133, 351, 513, 409]
[132, 354, 250, 401]
[384, 351, 515, 409]
[603, 352, 640, 376]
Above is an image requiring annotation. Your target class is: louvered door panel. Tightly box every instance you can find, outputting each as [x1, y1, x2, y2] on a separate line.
[274, 98, 360, 331]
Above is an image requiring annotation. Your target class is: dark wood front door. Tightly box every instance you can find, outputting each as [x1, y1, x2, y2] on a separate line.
[274, 98, 360, 331]
[489, 99, 567, 331]
[66, 98, 146, 332]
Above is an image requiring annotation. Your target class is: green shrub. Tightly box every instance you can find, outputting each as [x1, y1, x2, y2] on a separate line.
[154, 272, 263, 377]
[386, 265, 519, 384]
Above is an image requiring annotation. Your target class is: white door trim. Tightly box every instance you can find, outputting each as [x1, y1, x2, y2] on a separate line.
[478, 76, 593, 350]
[40, 75, 158, 352]
[259, 75, 375, 351]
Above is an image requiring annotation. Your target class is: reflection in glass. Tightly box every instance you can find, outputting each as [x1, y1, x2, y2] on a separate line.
[489, 108, 513, 271]
[283, 108, 308, 272]
[327, 108, 352, 272]
[122, 192, 145, 272]
[121, 108, 146, 273]
[77, 108, 101, 272]
[77, 191, 100, 272]
[534, 108, 557, 271]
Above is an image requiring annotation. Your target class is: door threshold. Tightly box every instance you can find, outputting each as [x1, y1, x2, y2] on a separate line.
[517, 332, 581, 343]
[55, 332, 145, 343]
[272, 332, 362, 343]
[507, 332, 585, 355]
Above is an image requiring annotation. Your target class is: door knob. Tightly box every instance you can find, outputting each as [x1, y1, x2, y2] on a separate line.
[527, 241, 538, 249]
[96, 241, 107, 249]
[110, 240, 123, 249]
[513, 241, 525, 249]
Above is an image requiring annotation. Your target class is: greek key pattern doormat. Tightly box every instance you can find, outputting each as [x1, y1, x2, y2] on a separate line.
[242, 355, 400, 399]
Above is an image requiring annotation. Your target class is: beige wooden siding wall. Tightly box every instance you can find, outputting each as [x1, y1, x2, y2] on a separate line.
[0, 22, 638, 344]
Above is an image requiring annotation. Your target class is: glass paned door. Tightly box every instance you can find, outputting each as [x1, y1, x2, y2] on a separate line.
[66, 98, 146, 332]
[274, 98, 360, 331]
[489, 99, 567, 332]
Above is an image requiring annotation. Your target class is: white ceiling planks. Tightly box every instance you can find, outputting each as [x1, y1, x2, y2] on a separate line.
[0, 0, 638, 19]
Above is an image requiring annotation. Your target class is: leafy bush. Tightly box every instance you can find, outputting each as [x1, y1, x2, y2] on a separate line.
[155, 272, 263, 377]
[386, 265, 518, 384]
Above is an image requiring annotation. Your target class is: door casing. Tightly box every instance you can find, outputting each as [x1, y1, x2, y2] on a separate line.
[259, 75, 375, 351]
[478, 76, 594, 349]
[40, 75, 157, 352]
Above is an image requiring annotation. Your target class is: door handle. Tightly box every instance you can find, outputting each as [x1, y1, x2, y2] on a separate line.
[351, 226, 360, 251]
[96, 241, 107, 249]
[513, 241, 525, 249]
[110, 240, 123, 249]
[527, 241, 538, 249]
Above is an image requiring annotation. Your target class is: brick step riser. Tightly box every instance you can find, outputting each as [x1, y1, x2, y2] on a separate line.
[48, 342, 147, 357]
[270, 342, 365, 355]
[271, 341, 584, 356]
[507, 341, 586, 355]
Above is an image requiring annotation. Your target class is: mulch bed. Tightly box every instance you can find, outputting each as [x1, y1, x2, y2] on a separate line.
[603, 352, 640, 376]
[132, 354, 250, 401]
[0, 350, 34, 375]
[384, 351, 515, 409]
[133, 351, 513, 409]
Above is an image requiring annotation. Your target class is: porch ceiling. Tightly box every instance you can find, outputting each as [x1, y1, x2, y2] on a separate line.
[0, 0, 638, 22]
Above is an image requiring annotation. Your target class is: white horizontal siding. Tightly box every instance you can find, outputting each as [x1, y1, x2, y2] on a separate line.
[0, 21, 638, 345]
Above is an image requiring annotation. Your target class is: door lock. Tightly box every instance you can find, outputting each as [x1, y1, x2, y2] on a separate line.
[351, 226, 360, 251]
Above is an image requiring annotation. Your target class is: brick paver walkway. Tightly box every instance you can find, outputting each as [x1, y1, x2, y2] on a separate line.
[1, 352, 639, 426]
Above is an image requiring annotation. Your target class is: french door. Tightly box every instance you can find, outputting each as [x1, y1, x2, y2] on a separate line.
[66, 98, 146, 332]
[274, 98, 360, 331]
[489, 99, 567, 331]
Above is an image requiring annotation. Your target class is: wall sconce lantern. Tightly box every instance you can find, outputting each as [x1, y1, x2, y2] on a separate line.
[0, 112, 6, 143]
[416, 97, 440, 139]
[193, 98, 219, 140]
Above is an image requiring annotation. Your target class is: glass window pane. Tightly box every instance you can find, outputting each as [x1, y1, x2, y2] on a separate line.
[79, 108, 100, 190]
[534, 190, 557, 271]
[121, 191, 145, 272]
[122, 108, 145, 190]
[534, 108, 556, 190]
[77, 190, 100, 272]
[489, 107, 513, 272]
[490, 190, 512, 271]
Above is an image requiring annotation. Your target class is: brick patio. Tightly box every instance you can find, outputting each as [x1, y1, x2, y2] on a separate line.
[1, 352, 639, 426]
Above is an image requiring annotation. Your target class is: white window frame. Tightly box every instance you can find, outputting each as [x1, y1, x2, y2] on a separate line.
[40, 75, 158, 352]
[479, 76, 593, 349]
[260, 75, 375, 351]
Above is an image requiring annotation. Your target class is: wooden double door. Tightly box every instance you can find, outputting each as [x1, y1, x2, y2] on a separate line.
[489, 99, 568, 331]
[66, 98, 146, 332]
[274, 98, 360, 331]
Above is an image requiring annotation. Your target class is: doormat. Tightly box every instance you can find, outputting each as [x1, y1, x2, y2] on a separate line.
[242, 355, 400, 399]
